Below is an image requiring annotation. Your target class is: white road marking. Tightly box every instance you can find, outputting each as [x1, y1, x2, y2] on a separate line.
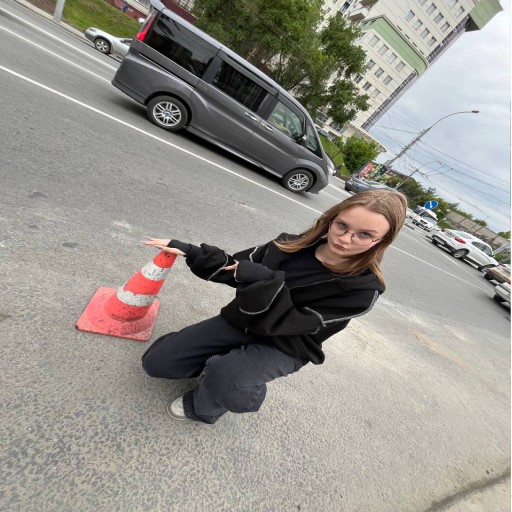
[0, 24, 111, 82]
[0, 64, 490, 292]
[0, 6, 117, 71]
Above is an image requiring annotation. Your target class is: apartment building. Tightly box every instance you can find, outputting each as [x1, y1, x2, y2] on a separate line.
[320, 0, 502, 141]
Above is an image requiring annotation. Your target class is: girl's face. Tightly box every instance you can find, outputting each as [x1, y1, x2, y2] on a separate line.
[325, 205, 390, 260]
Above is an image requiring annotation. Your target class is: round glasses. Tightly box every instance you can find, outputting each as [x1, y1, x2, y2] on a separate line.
[329, 221, 383, 246]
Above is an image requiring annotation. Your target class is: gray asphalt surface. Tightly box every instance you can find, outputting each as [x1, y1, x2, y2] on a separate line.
[0, 2, 510, 510]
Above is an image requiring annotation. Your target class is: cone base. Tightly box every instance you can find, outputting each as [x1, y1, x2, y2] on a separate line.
[76, 287, 159, 342]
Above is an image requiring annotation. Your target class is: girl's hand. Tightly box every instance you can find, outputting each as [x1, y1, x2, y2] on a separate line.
[223, 261, 239, 278]
[142, 237, 186, 256]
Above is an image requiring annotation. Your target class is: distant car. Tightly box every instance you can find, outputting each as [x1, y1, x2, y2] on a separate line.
[493, 282, 511, 306]
[431, 229, 498, 271]
[484, 264, 511, 284]
[344, 176, 394, 194]
[412, 215, 439, 232]
[84, 28, 132, 57]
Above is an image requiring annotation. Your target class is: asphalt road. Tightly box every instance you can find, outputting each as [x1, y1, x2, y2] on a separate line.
[0, 2, 510, 510]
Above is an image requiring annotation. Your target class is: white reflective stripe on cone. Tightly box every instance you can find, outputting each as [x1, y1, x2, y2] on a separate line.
[141, 261, 172, 281]
[116, 287, 156, 307]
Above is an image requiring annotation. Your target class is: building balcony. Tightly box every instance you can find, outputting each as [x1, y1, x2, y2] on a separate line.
[360, 0, 379, 7]
[348, 7, 369, 21]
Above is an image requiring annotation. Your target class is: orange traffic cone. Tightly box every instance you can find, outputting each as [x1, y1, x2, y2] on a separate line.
[76, 251, 176, 341]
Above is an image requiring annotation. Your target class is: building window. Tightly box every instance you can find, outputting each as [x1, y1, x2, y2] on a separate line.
[446, 0, 457, 6]
[420, 28, 430, 38]
[362, 81, 372, 91]
[369, 35, 380, 46]
[417, 0, 427, 5]
[383, 75, 392, 85]
[433, 13, 444, 23]
[427, 3, 436, 14]
[316, 110, 329, 123]
[331, 121, 344, 132]
[354, 74, 363, 83]
[405, 10, 415, 21]
[378, 44, 389, 55]
[370, 89, 380, 98]
[387, 52, 397, 64]
[326, 7, 331, 14]
[366, 59, 376, 70]
[440, 21, 450, 32]
[455, 5, 465, 16]
[374, 67, 384, 77]
[428, 36, 437, 47]
[396, 61, 405, 71]
[413, 19, 423, 30]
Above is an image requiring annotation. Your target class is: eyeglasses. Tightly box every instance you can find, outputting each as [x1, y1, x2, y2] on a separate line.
[329, 221, 383, 246]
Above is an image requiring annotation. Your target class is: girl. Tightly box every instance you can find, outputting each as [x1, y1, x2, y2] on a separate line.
[142, 190, 407, 424]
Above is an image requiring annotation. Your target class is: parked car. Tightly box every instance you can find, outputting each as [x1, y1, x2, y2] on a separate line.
[412, 215, 440, 232]
[493, 282, 511, 306]
[484, 264, 511, 284]
[431, 229, 498, 271]
[344, 176, 394, 194]
[111, 1, 330, 194]
[85, 28, 132, 58]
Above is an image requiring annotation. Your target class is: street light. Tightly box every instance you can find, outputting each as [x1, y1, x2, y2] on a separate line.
[394, 160, 445, 189]
[385, 110, 479, 168]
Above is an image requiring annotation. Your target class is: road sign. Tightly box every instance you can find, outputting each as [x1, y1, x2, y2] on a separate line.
[424, 200, 438, 209]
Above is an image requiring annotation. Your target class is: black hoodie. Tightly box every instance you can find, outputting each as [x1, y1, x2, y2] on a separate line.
[168, 234, 384, 365]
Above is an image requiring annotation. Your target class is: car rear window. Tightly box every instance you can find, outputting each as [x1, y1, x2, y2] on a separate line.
[145, 14, 217, 78]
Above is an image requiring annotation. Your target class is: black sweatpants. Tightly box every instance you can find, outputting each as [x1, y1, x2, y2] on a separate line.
[141, 315, 304, 424]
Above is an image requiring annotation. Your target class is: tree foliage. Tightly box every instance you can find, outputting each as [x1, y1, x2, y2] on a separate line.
[193, 0, 369, 125]
[339, 136, 379, 174]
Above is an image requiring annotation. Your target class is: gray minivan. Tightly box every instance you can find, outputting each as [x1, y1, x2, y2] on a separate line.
[112, 0, 332, 193]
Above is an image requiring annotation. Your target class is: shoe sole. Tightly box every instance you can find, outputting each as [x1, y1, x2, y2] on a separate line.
[166, 400, 190, 421]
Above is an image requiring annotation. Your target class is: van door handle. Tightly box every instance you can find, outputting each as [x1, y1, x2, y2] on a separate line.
[261, 123, 274, 132]
[244, 112, 258, 121]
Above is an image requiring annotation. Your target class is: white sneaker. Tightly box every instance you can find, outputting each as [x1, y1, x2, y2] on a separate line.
[166, 395, 190, 421]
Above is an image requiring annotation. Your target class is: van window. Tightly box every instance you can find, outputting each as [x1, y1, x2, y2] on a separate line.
[267, 101, 302, 138]
[305, 120, 321, 155]
[211, 61, 269, 112]
[145, 14, 217, 78]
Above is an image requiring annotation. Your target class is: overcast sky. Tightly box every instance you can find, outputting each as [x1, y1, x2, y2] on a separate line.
[368, 0, 510, 234]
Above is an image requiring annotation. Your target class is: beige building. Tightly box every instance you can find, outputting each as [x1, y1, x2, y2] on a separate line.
[319, 0, 502, 140]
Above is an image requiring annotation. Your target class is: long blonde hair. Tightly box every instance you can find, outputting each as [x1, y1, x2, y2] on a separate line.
[275, 190, 407, 288]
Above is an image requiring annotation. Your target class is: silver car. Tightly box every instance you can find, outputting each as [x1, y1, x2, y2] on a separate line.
[85, 28, 132, 58]
[494, 282, 511, 306]
[431, 229, 498, 271]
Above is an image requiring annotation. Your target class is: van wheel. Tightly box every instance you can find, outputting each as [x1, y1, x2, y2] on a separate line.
[94, 38, 111, 54]
[282, 169, 313, 192]
[452, 249, 468, 259]
[147, 96, 188, 132]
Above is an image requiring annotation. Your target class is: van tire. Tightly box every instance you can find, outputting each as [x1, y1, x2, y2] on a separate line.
[282, 169, 313, 193]
[147, 96, 188, 132]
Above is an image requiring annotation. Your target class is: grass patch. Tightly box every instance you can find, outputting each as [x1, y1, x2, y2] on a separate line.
[319, 135, 349, 178]
[47, 0, 141, 36]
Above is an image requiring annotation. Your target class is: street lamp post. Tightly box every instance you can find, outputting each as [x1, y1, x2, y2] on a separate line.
[384, 110, 479, 168]
[394, 160, 445, 190]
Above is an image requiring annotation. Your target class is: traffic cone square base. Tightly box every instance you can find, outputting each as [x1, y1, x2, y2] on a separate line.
[76, 287, 160, 342]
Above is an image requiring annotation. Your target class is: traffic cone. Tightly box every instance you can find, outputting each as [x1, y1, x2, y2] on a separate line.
[76, 251, 176, 341]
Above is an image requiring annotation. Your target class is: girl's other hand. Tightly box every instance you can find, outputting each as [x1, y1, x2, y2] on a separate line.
[223, 261, 239, 278]
[142, 237, 186, 256]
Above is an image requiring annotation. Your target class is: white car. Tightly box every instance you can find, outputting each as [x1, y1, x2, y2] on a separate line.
[431, 229, 498, 271]
[84, 28, 132, 58]
[494, 282, 511, 306]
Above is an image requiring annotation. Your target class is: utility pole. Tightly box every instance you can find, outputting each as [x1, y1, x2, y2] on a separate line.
[384, 110, 479, 168]
[53, 0, 66, 22]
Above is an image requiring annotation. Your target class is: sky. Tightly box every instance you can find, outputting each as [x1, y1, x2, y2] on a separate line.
[368, 0, 511, 234]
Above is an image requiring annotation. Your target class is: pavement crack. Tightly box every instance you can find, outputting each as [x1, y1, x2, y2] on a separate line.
[423, 467, 511, 511]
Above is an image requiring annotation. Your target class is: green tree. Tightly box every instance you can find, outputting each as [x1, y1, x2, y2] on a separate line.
[340, 136, 380, 174]
[193, 1, 369, 125]
[498, 231, 511, 239]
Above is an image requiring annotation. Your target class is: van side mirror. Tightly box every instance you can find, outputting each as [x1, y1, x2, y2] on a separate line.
[294, 134, 307, 146]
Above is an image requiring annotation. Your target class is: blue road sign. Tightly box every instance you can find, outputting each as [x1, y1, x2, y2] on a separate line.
[424, 200, 438, 209]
